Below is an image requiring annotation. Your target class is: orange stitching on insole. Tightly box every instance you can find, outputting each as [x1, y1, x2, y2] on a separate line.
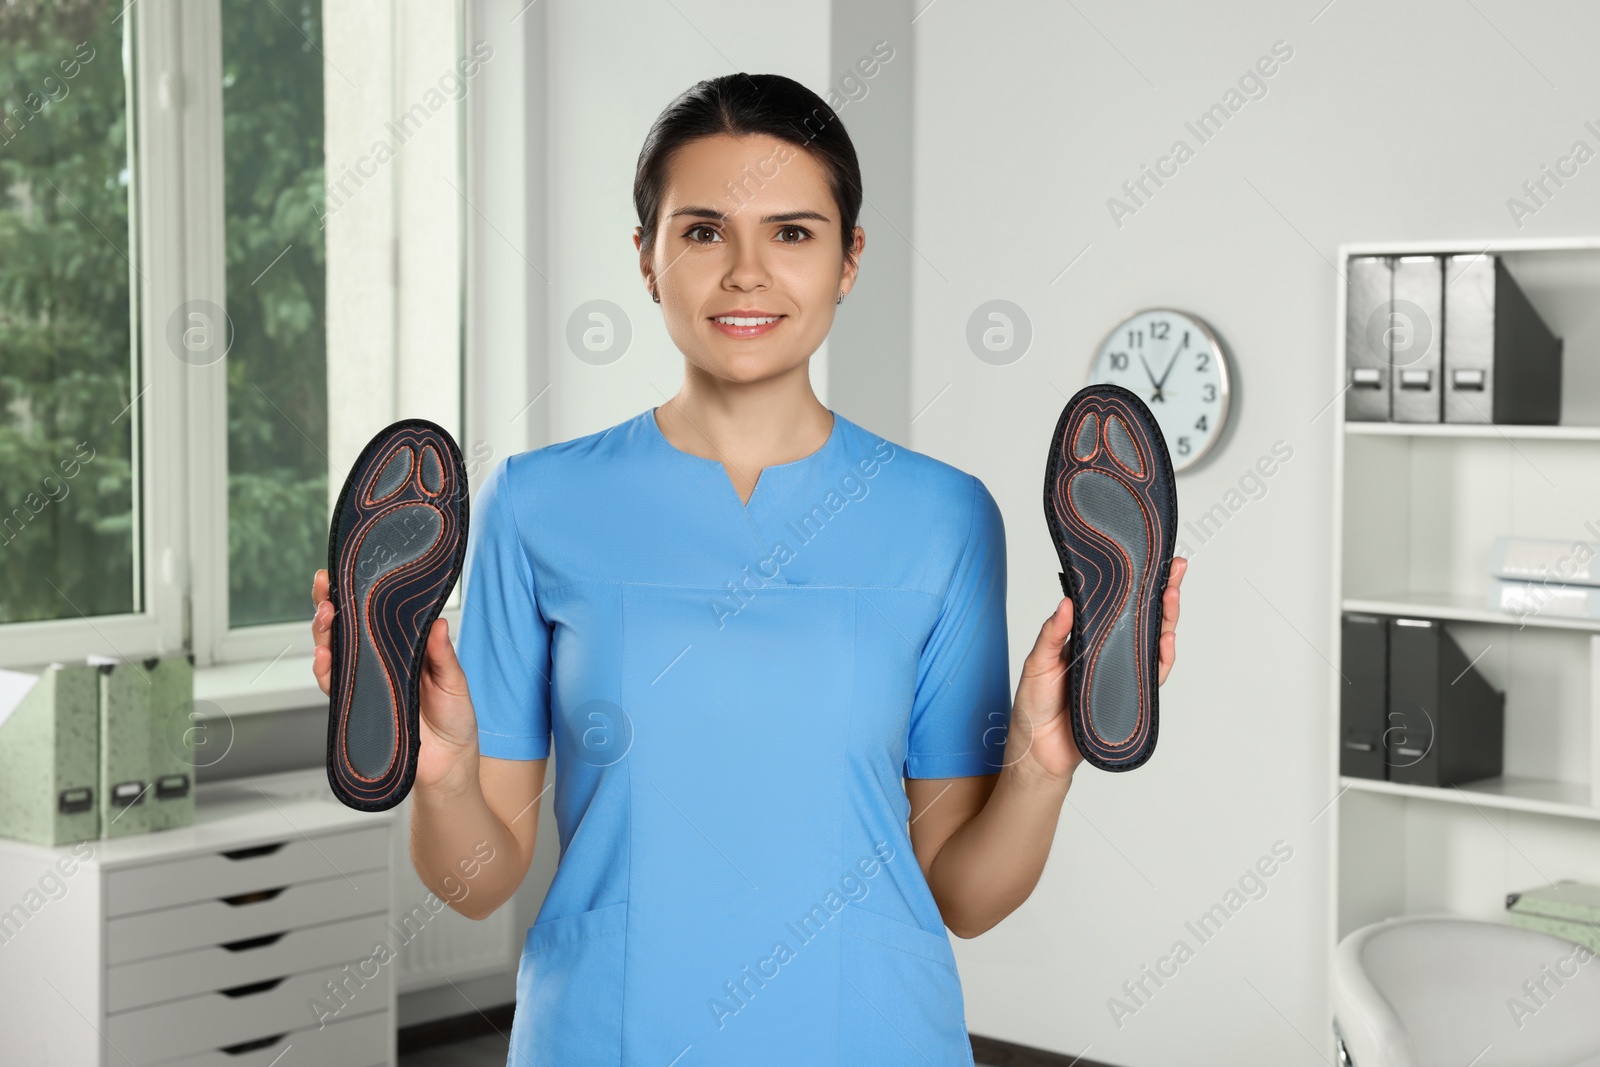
[1055, 396, 1164, 753]
[336, 504, 459, 795]
[1062, 469, 1138, 747]
[336, 454, 457, 785]
[360, 504, 454, 779]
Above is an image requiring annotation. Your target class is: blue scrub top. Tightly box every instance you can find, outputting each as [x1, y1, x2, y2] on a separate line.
[454, 405, 1011, 1066]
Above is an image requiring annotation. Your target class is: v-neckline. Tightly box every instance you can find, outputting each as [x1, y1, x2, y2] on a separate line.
[645, 405, 842, 510]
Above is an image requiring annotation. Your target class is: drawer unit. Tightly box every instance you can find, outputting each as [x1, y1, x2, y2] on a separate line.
[108, 912, 390, 1012]
[106, 825, 389, 916]
[0, 780, 399, 1066]
[157, 1009, 389, 1067]
[108, 867, 389, 964]
[107, 958, 394, 1064]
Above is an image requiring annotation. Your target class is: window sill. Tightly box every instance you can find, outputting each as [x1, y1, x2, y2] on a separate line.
[194, 653, 323, 720]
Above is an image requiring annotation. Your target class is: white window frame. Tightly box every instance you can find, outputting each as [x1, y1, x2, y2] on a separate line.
[2, 3, 188, 669]
[3, 1, 470, 700]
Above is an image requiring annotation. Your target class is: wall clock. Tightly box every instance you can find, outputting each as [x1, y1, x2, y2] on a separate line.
[1086, 308, 1231, 473]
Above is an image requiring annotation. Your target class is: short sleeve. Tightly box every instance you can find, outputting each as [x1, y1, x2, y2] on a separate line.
[905, 475, 1011, 778]
[453, 455, 552, 760]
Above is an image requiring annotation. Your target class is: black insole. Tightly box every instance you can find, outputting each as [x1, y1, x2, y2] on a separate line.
[325, 419, 469, 810]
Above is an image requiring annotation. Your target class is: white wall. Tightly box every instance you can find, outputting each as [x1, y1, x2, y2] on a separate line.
[541, 0, 832, 440]
[910, 1, 1600, 1063]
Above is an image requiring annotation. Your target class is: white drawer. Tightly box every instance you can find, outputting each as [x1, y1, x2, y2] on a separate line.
[108, 913, 391, 1012]
[106, 959, 393, 1064]
[106, 825, 388, 916]
[152, 1007, 389, 1067]
[108, 868, 388, 965]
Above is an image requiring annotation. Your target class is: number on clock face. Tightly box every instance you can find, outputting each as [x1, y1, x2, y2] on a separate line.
[1088, 308, 1229, 473]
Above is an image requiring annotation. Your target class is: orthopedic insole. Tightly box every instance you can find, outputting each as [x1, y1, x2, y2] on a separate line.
[1043, 384, 1177, 772]
[326, 419, 468, 811]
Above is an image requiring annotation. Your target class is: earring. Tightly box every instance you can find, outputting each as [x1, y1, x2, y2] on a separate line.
[836, 291, 843, 305]
[652, 288, 660, 303]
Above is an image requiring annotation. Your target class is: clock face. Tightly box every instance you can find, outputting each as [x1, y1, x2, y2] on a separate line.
[1088, 308, 1230, 472]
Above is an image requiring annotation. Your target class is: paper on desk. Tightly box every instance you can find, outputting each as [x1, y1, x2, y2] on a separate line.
[0, 667, 41, 732]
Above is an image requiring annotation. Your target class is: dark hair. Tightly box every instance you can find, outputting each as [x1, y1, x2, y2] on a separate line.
[634, 73, 863, 272]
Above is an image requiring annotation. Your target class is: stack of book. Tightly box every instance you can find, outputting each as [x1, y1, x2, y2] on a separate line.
[1507, 881, 1600, 955]
[1486, 536, 1600, 811]
[1488, 535, 1600, 621]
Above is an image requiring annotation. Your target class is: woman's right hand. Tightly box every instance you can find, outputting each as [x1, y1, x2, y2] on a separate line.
[312, 569, 482, 795]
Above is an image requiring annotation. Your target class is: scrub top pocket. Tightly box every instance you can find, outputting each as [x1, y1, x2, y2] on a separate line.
[839, 904, 975, 1066]
[510, 900, 628, 1065]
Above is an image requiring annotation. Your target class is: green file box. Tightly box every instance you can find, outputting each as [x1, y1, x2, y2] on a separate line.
[146, 654, 196, 832]
[0, 663, 101, 845]
[99, 660, 155, 838]
[97, 655, 198, 839]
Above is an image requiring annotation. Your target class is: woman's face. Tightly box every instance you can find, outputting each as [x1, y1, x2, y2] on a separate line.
[636, 132, 863, 386]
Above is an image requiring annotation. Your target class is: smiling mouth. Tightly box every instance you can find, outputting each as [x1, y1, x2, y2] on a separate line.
[711, 314, 784, 326]
[709, 314, 786, 339]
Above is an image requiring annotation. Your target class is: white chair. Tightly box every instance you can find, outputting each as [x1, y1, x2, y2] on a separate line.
[1332, 915, 1600, 1067]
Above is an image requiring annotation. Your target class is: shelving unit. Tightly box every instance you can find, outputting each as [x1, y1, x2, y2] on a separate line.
[1328, 239, 1600, 968]
[1345, 421, 1600, 442]
[1341, 591, 1600, 633]
[1339, 774, 1599, 822]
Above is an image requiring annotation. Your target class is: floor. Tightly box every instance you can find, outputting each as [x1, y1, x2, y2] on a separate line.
[399, 1033, 510, 1066]
[399, 1035, 1003, 1065]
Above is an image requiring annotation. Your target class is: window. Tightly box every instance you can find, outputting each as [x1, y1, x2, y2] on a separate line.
[0, 1, 465, 677]
[220, 0, 328, 628]
[0, 8, 136, 626]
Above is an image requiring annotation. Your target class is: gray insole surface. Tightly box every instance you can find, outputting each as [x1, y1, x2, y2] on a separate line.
[373, 447, 413, 500]
[347, 504, 443, 777]
[420, 446, 442, 493]
[1068, 469, 1148, 745]
[1103, 413, 1143, 475]
[1074, 411, 1099, 458]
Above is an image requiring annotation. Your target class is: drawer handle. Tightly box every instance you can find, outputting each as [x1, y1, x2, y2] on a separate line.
[219, 1033, 288, 1055]
[220, 842, 286, 861]
[219, 977, 286, 998]
[221, 887, 286, 906]
[221, 931, 287, 952]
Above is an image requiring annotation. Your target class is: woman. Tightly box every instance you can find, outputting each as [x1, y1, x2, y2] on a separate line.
[312, 72, 1186, 1066]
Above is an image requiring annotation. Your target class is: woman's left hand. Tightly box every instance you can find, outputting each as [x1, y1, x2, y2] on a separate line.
[1004, 556, 1188, 786]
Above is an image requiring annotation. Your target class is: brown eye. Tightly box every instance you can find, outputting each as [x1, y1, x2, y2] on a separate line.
[686, 224, 721, 243]
[778, 225, 812, 243]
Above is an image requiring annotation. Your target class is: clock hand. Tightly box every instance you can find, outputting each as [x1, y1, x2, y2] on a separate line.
[1155, 345, 1183, 390]
[1139, 353, 1164, 402]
